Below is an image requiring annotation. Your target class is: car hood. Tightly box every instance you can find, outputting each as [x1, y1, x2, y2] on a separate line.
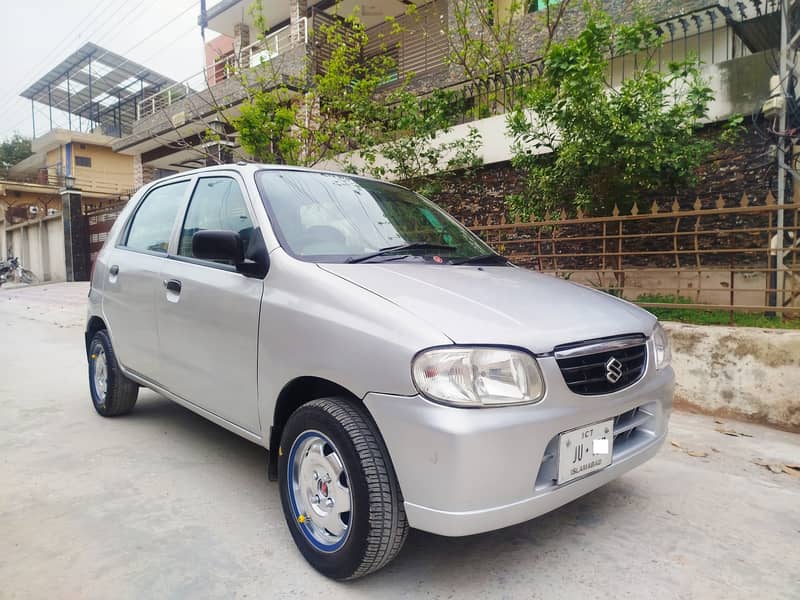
[319, 264, 656, 354]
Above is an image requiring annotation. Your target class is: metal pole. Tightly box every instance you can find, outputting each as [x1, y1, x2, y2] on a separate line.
[88, 56, 93, 129]
[31, 99, 36, 138]
[776, 0, 789, 311]
[66, 71, 72, 130]
[48, 84, 53, 130]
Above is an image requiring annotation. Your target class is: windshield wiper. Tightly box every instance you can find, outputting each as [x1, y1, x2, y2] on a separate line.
[450, 253, 509, 266]
[346, 242, 456, 264]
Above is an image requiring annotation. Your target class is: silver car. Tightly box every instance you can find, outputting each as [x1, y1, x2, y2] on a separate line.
[85, 164, 673, 580]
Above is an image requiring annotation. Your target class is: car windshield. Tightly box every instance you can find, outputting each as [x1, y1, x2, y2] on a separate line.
[256, 170, 498, 264]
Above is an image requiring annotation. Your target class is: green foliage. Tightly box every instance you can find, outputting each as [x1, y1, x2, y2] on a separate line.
[0, 134, 33, 173]
[447, 0, 573, 113]
[232, 6, 481, 188]
[636, 294, 800, 329]
[507, 10, 716, 217]
[235, 9, 392, 166]
[356, 89, 483, 194]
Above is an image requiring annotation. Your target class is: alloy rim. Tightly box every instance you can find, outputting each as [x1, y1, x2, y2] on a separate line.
[93, 347, 108, 405]
[289, 431, 352, 551]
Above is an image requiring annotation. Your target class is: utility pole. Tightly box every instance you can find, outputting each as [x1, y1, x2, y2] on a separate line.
[775, 0, 790, 312]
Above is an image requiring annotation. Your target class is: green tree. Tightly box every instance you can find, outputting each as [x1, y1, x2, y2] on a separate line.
[231, 7, 481, 189]
[353, 89, 482, 197]
[507, 10, 720, 216]
[446, 0, 574, 114]
[0, 134, 33, 175]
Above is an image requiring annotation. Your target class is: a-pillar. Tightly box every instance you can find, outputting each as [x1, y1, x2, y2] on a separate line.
[60, 187, 90, 281]
[290, 0, 307, 44]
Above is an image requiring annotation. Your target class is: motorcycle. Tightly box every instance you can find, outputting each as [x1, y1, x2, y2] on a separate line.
[0, 257, 37, 287]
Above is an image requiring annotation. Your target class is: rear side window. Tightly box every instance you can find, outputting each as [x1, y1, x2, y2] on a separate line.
[178, 177, 254, 262]
[125, 181, 188, 253]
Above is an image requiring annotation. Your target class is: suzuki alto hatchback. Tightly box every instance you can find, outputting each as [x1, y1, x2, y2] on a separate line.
[85, 164, 673, 580]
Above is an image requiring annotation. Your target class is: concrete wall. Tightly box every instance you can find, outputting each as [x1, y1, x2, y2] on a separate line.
[563, 268, 800, 310]
[666, 322, 800, 430]
[4, 215, 66, 282]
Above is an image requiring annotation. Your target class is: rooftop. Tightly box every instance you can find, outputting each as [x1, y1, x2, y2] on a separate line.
[21, 42, 177, 137]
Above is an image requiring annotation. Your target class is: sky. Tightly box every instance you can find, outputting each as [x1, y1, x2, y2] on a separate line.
[0, 0, 215, 140]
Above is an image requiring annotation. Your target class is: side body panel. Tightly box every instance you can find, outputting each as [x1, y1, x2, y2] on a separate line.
[255, 249, 452, 432]
[156, 259, 264, 432]
[100, 249, 163, 377]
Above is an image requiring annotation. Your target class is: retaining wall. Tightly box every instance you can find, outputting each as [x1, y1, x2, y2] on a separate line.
[665, 322, 800, 430]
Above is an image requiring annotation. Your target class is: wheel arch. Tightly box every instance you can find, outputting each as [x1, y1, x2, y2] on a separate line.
[85, 316, 107, 356]
[267, 376, 362, 481]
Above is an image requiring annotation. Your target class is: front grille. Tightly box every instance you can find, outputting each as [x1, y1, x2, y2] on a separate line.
[554, 335, 647, 395]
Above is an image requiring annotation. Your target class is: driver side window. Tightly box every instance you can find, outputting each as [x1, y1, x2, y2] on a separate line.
[178, 177, 254, 264]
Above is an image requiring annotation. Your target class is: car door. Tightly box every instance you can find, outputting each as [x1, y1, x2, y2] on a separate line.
[102, 179, 190, 379]
[156, 174, 263, 433]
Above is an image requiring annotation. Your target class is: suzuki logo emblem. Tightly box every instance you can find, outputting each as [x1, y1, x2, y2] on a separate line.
[605, 357, 624, 384]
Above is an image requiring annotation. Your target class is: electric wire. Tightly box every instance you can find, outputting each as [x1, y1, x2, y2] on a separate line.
[0, 0, 128, 108]
[1, 0, 199, 135]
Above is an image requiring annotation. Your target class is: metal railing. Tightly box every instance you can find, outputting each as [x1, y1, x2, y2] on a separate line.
[443, 0, 782, 125]
[469, 193, 800, 316]
[136, 18, 307, 120]
[0, 170, 63, 187]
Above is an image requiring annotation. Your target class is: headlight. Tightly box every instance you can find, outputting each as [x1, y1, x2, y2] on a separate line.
[412, 347, 545, 407]
[652, 323, 671, 370]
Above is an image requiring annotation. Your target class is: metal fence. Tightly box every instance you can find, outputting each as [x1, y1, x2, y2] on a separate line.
[469, 193, 800, 316]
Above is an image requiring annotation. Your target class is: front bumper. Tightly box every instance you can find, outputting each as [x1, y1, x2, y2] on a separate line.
[364, 356, 674, 537]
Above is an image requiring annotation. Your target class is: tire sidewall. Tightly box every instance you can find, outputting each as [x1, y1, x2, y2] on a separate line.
[278, 403, 374, 580]
[88, 331, 114, 416]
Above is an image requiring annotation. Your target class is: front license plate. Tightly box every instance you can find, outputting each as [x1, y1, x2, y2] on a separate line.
[557, 419, 614, 485]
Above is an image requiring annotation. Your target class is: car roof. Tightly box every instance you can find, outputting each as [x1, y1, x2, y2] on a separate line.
[145, 162, 392, 188]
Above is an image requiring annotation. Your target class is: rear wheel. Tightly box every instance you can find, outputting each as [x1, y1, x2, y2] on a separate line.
[88, 330, 138, 417]
[278, 397, 408, 580]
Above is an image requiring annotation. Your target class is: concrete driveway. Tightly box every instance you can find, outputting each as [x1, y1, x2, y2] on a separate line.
[1, 283, 799, 599]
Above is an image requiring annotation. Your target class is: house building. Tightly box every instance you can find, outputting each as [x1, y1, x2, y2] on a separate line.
[107, 0, 792, 182]
[3, 0, 795, 283]
[0, 43, 177, 281]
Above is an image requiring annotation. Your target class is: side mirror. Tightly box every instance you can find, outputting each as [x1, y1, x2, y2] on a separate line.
[191, 229, 270, 279]
[192, 230, 244, 264]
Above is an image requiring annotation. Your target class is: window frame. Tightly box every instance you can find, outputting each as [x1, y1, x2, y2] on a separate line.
[75, 155, 92, 168]
[167, 172, 259, 273]
[117, 177, 193, 258]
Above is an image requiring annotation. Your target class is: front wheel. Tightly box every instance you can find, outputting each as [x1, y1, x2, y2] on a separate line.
[279, 398, 408, 580]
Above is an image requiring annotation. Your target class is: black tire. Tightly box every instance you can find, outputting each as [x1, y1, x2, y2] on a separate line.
[88, 329, 138, 417]
[278, 397, 408, 580]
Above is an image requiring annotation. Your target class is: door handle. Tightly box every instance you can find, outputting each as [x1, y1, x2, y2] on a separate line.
[163, 279, 182, 293]
[109, 265, 119, 276]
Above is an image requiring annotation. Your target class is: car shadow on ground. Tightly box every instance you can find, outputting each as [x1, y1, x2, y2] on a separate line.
[124, 392, 636, 584]
[124, 392, 269, 470]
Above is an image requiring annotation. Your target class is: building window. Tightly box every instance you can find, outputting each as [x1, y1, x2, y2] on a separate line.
[75, 156, 92, 168]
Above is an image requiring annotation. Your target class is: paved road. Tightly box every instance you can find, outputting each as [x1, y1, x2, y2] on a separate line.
[1, 283, 799, 599]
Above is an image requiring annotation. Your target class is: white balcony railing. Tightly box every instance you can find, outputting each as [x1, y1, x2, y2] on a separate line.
[136, 18, 307, 120]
